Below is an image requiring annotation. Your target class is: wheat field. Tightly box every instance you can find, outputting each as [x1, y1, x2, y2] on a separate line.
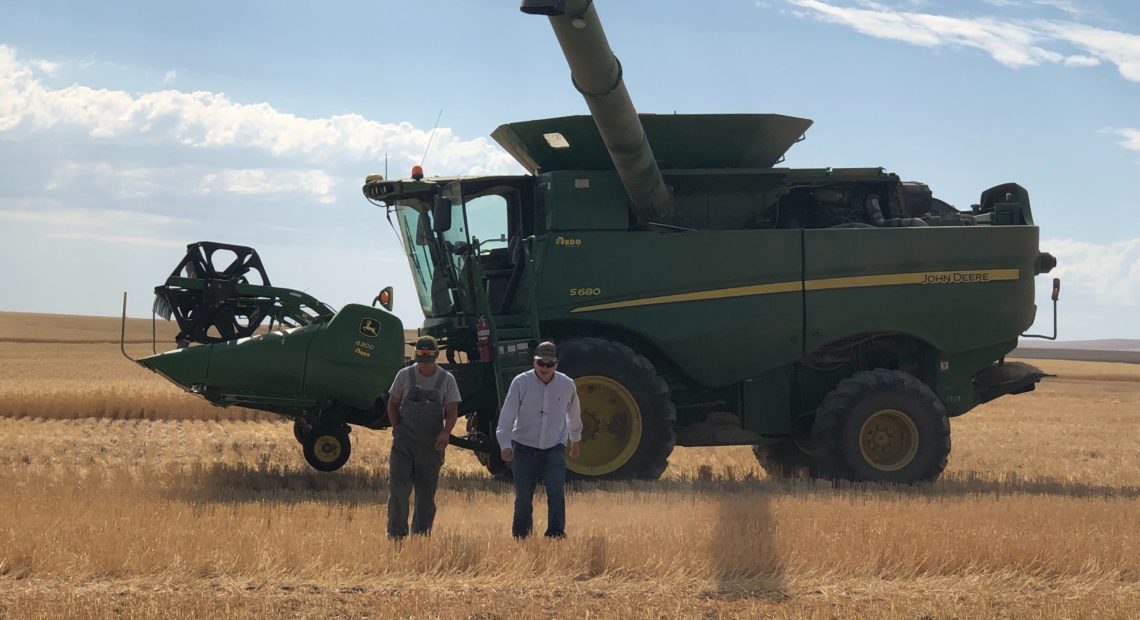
[1, 312, 1138, 618]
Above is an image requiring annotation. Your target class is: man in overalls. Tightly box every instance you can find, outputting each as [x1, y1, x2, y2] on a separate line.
[385, 336, 460, 538]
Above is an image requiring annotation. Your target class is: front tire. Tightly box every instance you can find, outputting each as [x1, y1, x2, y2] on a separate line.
[557, 338, 676, 480]
[292, 419, 311, 444]
[811, 369, 950, 483]
[302, 425, 352, 472]
[469, 414, 512, 481]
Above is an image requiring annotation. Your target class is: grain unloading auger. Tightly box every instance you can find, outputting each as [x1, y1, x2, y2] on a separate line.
[123, 241, 406, 471]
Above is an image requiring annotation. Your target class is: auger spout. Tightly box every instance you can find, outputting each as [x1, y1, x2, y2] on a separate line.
[522, 0, 674, 223]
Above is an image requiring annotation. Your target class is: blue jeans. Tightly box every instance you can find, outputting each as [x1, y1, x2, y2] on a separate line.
[511, 441, 567, 538]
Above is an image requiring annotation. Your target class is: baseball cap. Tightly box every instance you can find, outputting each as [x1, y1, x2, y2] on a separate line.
[533, 341, 558, 363]
[414, 336, 439, 363]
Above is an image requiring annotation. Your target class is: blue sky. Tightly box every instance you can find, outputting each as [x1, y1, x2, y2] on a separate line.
[0, 0, 1137, 340]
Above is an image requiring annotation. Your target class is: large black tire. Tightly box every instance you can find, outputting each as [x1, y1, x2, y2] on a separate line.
[752, 440, 817, 479]
[292, 419, 312, 444]
[556, 337, 676, 481]
[812, 369, 950, 483]
[480, 448, 512, 482]
[302, 425, 352, 472]
[470, 415, 512, 481]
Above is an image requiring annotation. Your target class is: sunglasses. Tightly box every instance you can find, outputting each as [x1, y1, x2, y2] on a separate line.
[535, 360, 557, 368]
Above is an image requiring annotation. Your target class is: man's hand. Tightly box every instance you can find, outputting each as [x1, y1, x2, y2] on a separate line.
[434, 430, 450, 452]
[501, 448, 513, 462]
[568, 441, 581, 460]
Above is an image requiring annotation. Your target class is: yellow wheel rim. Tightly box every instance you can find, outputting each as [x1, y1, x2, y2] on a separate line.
[568, 376, 642, 476]
[313, 435, 343, 463]
[858, 409, 919, 472]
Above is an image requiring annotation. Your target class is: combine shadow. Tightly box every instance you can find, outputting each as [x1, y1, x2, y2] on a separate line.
[884, 471, 1140, 500]
[162, 461, 510, 505]
[707, 466, 788, 601]
[573, 470, 1140, 500]
[697, 467, 1140, 600]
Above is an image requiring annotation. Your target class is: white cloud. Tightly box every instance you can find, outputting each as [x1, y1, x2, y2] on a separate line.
[200, 169, 336, 204]
[0, 45, 520, 174]
[31, 59, 60, 77]
[784, 1, 1140, 82]
[1045, 238, 1140, 307]
[0, 207, 182, 228]
[46, 231, 187, 248]
[44, 162, 165, 199]
[162, 70, 177, 85]
[787, 0, 1062, 68]
[1063, 54, 1101, 67]
[981, 0, 1088, 18]
[1039, 21, 1140, 82]
[1105, 128, 1140, 152]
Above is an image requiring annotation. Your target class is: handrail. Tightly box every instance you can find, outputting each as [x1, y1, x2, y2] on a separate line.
[119, 292, 137, 362]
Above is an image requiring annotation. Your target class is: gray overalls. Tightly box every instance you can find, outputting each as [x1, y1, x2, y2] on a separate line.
[387, 367, 447, 537]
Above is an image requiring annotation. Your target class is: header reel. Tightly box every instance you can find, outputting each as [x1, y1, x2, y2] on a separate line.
[153, 241, 335, 346]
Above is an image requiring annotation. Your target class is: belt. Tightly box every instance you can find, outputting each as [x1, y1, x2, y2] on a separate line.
[512, 441, 563, 453]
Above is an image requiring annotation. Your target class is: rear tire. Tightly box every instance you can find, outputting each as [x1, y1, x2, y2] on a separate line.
[556, 338, 676, 481]
[811, 369, 950, 483]
[302, 425, 352, 472]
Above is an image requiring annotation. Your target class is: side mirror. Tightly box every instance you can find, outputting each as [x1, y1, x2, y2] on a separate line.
[374, 286, 394, 311]
[433, 196, 453, 233]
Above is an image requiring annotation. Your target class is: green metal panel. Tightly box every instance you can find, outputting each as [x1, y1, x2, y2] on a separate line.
[740, 365, 794, 435]
[139, 345, 210, 388]
[541, 171, 629, 231]
[491, 114, 813, 173]
[802, 226, 1039, 355]
[304, 304, 405, 411]
[206, 325, 320, 398]
[534, 229, 803, 387]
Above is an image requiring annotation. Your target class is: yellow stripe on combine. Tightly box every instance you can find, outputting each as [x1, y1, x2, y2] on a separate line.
[803, 268, 1020, 291]
[570, 281, 802, 313]
[570, 268, 1021, 314]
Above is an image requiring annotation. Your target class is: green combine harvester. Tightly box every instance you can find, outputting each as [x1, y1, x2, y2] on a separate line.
[132, 0, 1059, 483]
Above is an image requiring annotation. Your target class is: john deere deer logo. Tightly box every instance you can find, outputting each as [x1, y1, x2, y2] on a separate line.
[359, 318, 381, 338]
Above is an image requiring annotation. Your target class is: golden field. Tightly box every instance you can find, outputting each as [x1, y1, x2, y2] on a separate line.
[1, 312, 1138, 618]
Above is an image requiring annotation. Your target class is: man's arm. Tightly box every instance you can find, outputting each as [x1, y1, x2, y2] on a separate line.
[386, 369, 405, 430]
[435, 400, 459, 452]
[496, 377, 522, 462]
[387, 394, 402, 429]
[566, 380, 583, 459]
[434, 374, 462, 451]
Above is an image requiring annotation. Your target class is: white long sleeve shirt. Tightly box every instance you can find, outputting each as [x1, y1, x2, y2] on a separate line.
[496, 370, 583, 450]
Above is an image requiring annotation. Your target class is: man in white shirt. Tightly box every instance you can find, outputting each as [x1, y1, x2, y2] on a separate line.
[496, 341, 583, 538]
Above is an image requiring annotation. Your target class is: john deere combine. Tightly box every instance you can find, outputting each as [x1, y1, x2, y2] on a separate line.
[134, 0, 1058, 483]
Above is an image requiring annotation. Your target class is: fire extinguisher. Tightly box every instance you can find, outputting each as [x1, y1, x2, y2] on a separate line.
[476, 315, 492, 362]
